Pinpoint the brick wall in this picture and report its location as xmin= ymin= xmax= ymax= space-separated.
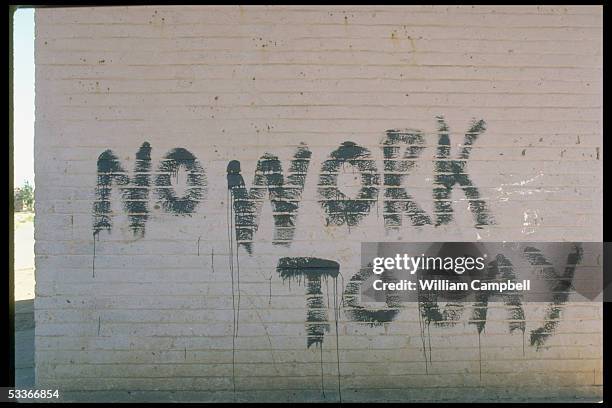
xmin=34 ymin=6 xmax=603 ymax=402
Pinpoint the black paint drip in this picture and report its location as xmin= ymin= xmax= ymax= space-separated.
xmin=211 ymin=249 xmax=215 ymax=274
xmin=333 ymin=276 xmax=342 ymax=403
xmin=469 ymin=252 xmax=527 ymax=377
xmin=226 ymin=188 xmax=237 ymax=393
xmin=416 ymin=301 xmax=428 ymax=373
xmin=92 ymin=232 xmax=98 ymax=278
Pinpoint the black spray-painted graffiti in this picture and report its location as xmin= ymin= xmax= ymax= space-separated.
xmin=523 ymin=245 xmax=582 ymax=348
xmin=93 ymin=142 xmax=151 ymax=238
xmin=382 ymin=130 xmax=431 ymax=228
xmin=318 ymin=142 xmax=380 ymax=229
xmin=91 ymin=117 xmax=581 ymax=364
xmin=274 ymin=244 xmax=583 ymax=357
xmin=275 ymin=257 xmax=343 ymax=399
xmin=93 ymin=143 xmax=206 ymax=237
xmin=155 ymin=148 xmax=207 ymax=215
xmin=89 ymin=116 xmax=592 ymax=400
xmin=93 ymin=117 xmax=493 ymax=241
xmin=343 ymin=265 xmax=402 ymax=325
xmin=433 ymin=117 xmax=493 ymax=227
xmin=268 ymin=242 xmax=584 ymax=393
xmin=276 ymin=257 xmax=340 ymax=347
xmin=227 ymin=144 xmax=312 ymax=254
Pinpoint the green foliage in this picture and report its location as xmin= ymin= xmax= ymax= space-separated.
xmin=15 ymin=181 xmax=34 ymax=212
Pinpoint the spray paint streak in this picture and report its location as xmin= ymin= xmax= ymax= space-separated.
xmin=417 ymin=307 xmax=428 ymax=374
xmin=326 ymin=277 xmax=330 ymax=309
xmin=417 ymin=243 xmax=497 ymax=370
xmin=155 ymin=147 xmax=206 ymax=215
xmin=241 ymin=290 xmax=282 ymax=378
xmin=92 ymin=232 xmax=97 ymax=278
xmin=320 ymin=343 xmax=326 ymax=399
xmin=416 ymin=263 xmax=466 ymax=372
xmin=276 ymin=257 xmax=339 ymax=348
xmin=226 ymin=186 xmax=237 ymax=336
xmin=524 ymin=244 xmax=582 ymax=349
xmin=318 ymin=141 xmax=380 ymax=228
xmin=471 ymin=296 xmax=486 ymax=381
xmin=235 ymin=242 xmax=241 ymax=335
xmin=226 ymin=187 xmax=237 ymax=393
xmin=469 ymin=253 xmax=526 ymax=379
xmin=415 ymin=271 xmax=429 ymax=373
xmin=427 ymin=321 xmax=432 ymax=365
xmin=333 ymin=275 xmax=342 ymax=403
xmin=211 ymin=249 xmax=215 ymax=273
xmin=382 ymin=130 xmax=431 ymax=229
xmin=341 ymin=261 xmax=402 ymax=377
xmin=477 ymin=331 xmax=482 ymax=381
xmin=224 ymin=169 xmax=241 ymax=335
xmin=226 ymin=181 xmax=242 ymax=388
xmin=433 ymin=117 xmax=493 ymax=228
xmin=227 ymin=145 xmax=311 ymax=254
xmin=450 ymin=252 xmax=485 ymax=378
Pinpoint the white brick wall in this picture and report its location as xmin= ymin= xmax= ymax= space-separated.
xmin=34 ymin=6 xmax=602 ymax=402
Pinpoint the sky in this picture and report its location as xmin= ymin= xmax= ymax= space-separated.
xmin=13 ymin=9 xmax=35 ymax=187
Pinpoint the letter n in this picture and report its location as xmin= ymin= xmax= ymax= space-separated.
xmin=93 ymin=142 xmax=151 ymax=238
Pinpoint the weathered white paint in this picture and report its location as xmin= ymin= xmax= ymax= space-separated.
xmin=34 ymin=5 xmax=602 ymax=402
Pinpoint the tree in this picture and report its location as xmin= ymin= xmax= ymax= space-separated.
xmin=15 ymin=181 xmax=34 ymax=212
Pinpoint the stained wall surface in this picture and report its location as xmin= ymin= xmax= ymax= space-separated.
xmin=34 ymin=6 xmax=602 ymax=402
